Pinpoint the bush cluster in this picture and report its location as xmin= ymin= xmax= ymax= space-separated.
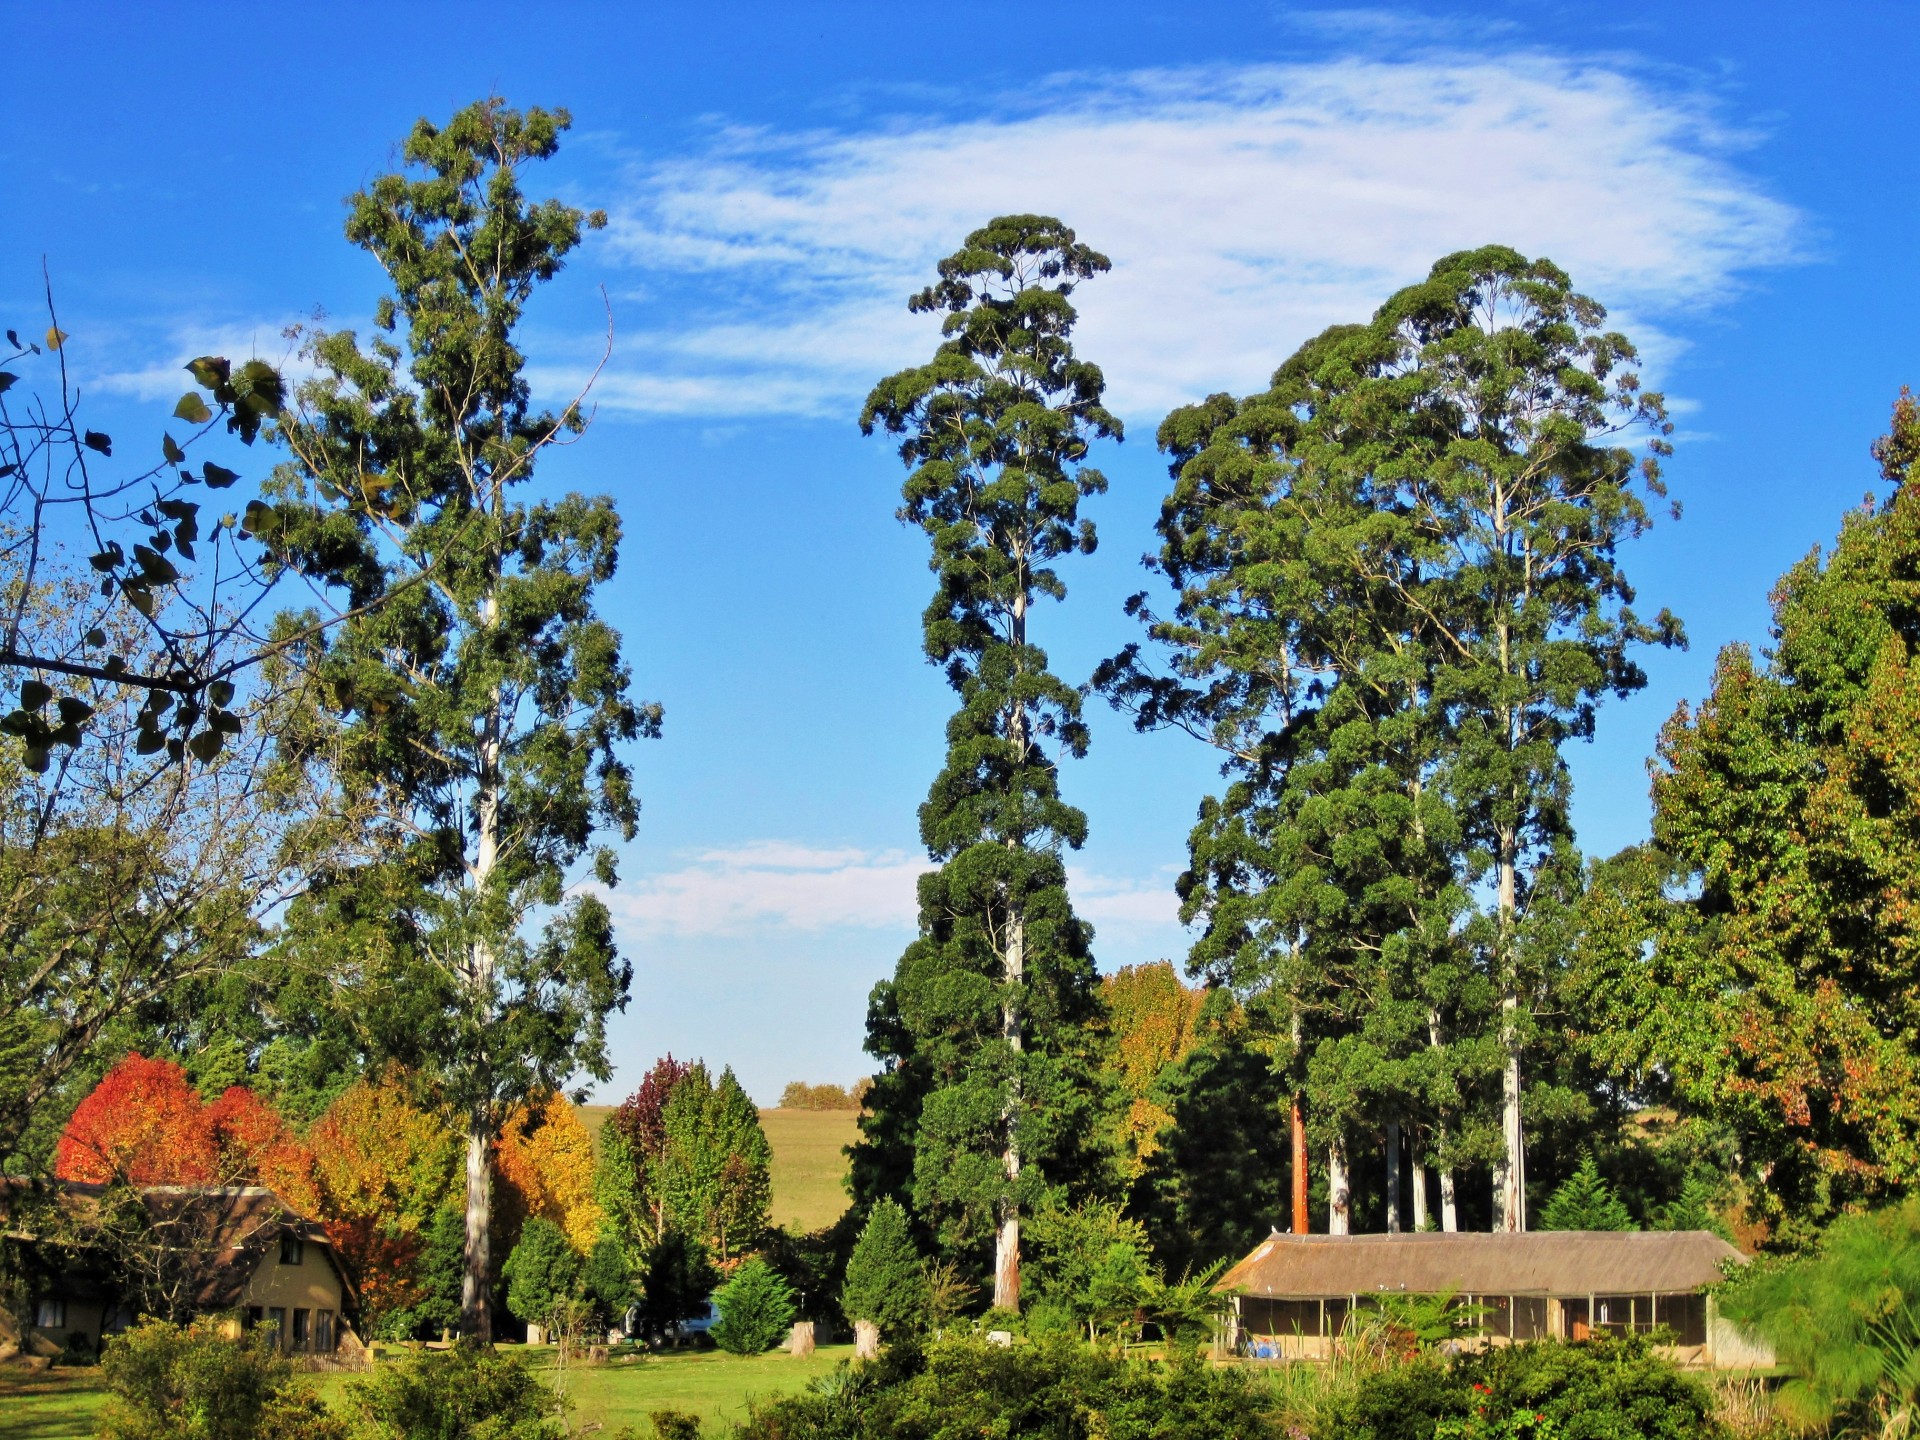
xmin=777 ymin=1081 xmax=868 ymax=1111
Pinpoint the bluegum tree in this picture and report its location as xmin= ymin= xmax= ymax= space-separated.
xmin=854 ymin=216 xmax=1120 ymax=1307
xmin=270 ymin=99 xmax=656 ymax=1339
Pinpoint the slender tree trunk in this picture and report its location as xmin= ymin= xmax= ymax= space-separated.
xmin=1438 ymin=1141 xmax=1459 ymax=1232
xmin=1328 ymin=1137 xmax=1350 ymax=1235
xmin=1494 ymin=816 xmax=1525 ymax=1233
xmin=994 ymin=909 xmax=1024 ymax=1311
xmin=1385 ymin=1123 xmax=1402 ymax=1234
xmin=1411 ymin=1152 xmax=1430 ymax=1232
xmin=461 ymin=562 xmax=504 ymax=1341
xmin=1290 ymin=1092 xmax=1310 ymax=1235
xmin=994 ymin=586 xmax=1028 ymax=1312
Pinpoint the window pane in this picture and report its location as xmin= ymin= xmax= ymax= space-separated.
xmin=292 ymin=1309 xmax=311 ymax=1350
xmin=1657 ymin=1292 xmax=1707 ymax=1346
xmin=1513 ymin=1298 xmax=1548 ymax=1342
xmin=316 ymin=1310 xmax=334 ymax=1353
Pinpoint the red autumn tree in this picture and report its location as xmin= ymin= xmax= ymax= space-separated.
xmin=54 ymin=1054 xmax=217 ymax=1184
xmin=204 ymin=1086 xmax=317 ymax=1209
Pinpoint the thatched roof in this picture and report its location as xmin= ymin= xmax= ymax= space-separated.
xmin=1218 ymin=1230 xmax=1745 ymax=1299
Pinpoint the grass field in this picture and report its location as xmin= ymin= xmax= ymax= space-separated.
xmin=0 ymin=1345 xmax=855 ymax=1439
xmin=757 ymin=1109 xmax=859 ymax=1233
xmin=577 ymin=1104 xmax=858 ymax=1235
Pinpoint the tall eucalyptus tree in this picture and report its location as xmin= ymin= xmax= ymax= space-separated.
xmin=856 ymin=216 xmax=1119 ymax=1307
xmin=271 ymin=100 xmax=655 ymax=1338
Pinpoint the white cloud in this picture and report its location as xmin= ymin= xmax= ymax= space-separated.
xmin=603 ymin=839 xmax=1185 ymax=956
xmin=592 ymin=56 xmax=1801 ymax=421
xmin=88 ymin=319 xmax=309 ymax=403
xmin=604 ymin=841 xmax=927 ymax=937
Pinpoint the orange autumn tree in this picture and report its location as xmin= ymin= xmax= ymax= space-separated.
xmin=494 ymin=1091 xmax=603 ymax=1257
xmin=305 ymin=1075 xmax=462 ymax=1330
xmin=55 ymin=1054 xmax=218 ymax=1184
xmin=205 ymin=1086 xmax=317 ymax=1209
xmin=1101 ymin=962 xmax=1207 ymax=1174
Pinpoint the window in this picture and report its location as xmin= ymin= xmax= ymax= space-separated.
xmin=34 ymin=1298 xmax=64 ymax=1330
xmin=292 ymin=1309 xmax=311 ymax=1351
xmin=1594 ymin=1295 xmax=1637 ymax=1337
xmin=1511 ymin=1297 xmax=1549 ymax=1342
xmin=245 ymin=1306 xmax=263 ymax=1330
xmin=279 ymin=1233 xmax=305 ymax=1265
xmin=1657 ymin=1292 xmax=1708 ymax=1347
xmin=316 ymin=1310 xmax=335 ymax=1353
xmin=268 ymin=1307 xmax=288 ymax=1350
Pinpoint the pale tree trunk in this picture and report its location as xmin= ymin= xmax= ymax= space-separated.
xmin=460 ymin=564 xmax=505 ymax=1340
xmin=1411 ymin=1153 xmax=1430 ymax=1232
xmin=994 ymin=909 xmax=1024 ymax=1311
xmin=1328 ymin=1137 xmax=1350 ymax=1235
xmin=1385 ymin=1123 xmax=1402 ymax=1234
xmin=1426 ymin=1009 xmax=1460 ymax=1232
xmin=993 ymin=586 xmax=1028 ymax=1313
xmin=1493 ymin=813 xmax=1525 ymax=1232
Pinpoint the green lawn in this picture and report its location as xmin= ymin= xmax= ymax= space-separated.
xmin=0 ymin=1366 xmax=106 ymax=1440
xmin=0 ymin=1345 xmax=853 ymax=1439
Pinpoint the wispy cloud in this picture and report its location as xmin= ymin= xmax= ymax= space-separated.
xmin=588 ymin=55 xmax=1801 ymax=421
xmin=603 ymin=840 xmax=1184 ymax=950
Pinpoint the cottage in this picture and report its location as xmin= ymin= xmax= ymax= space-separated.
xmin=0 ymin=1182 xmax=364 ymax=1367
xmin=1217 ymin=1230 xmax=1772 ymax=1368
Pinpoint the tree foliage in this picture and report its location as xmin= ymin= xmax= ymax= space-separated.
xmin=1645 ymin=394 xmax=1920 ymax=1228
xmin=1535 ymin=1155 xmax=1634 ymax=1232
xmin=854 ymin=214 xmax=1120 ymax=1303
xmin=96 ymin=1316 xmax=343 ymax=1440
xmin=502 ymin=1215 xmax=580 ymax=1331
xmin=842 ymin=1198 xmax=928 ymax=1337
xmin=269 ymin=97 xmax=654 ymax=1340
xmin=1102 ymin=245 xmax=1676 ymax=1232
xmin=710 ymin=1254 xmax=797 ymax=1355
xmin=494 ymin=1091 xmax=603 ymax=1256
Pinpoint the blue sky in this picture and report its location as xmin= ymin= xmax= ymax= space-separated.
xmin=6 ymin=3 xmax=1915 ymax=1104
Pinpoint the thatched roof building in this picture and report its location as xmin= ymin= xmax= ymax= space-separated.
xmin=1217 ymin=1230 xmax=1771 ymax=1368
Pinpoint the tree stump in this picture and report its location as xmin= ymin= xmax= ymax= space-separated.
xmin=788 ymin=1321 xmax=816 ymax=1357
xmin=854 ymin=1319 xmax=880 ymax=1360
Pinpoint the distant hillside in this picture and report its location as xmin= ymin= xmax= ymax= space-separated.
xmin=574 ymin=1104 xmax=856 ymax=1234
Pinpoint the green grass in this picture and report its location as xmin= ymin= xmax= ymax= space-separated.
xmin=0 ymin=1345 xmax=853 ymax=1440
xmin=758 ymin=1109 xmax=859 ymax=1233
xmin=0 ymin=1366 xmax=107 ymax=1440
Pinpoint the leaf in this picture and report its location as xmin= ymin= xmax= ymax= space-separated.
xmin=187 ymin=729 xmax=223 ymax=762
xmin=55 ymin=697 xmax=93 ymax=726
xmin=186 ymin=356 xmax=231 ymax=391
xmin=131 ymin=545 xmax=179 ymax=585
xmin=83 ymin=628 xmax=105 ymax=647
xmin=122 ymin=582 xmax=154 ymax=619
xmin=5 ymin=331 xmax=17 ymax=348
xmin=162 ymin=433 xmax=185 ymax=465
xmin=0 ymin=711 xmax=31 ymax=737
xmin=0 ymin=372 xmax=15 ymax=393
xmin=88 ymin=544 xmax=123 ymax=573
xmin=20 ymin=681 xmax=51 ymax=711
xmin=44 ymin=327 xmax=67 ymax=351
xmin=134 ymin=726 xmax=165 ymax=755
xmin=202 ymin=462 xmax=239 ymax=489
xmin=241 ymin=500 xmax=278 ymax=535
xmin=165 ymin=737 xmax=184 ymax=763
xmin=22 ymin=746 xmax=50 ymax=774
xmin=173 ymin=392 xmax=212 ymax=425
xmin=208 ymin=680 xmax=235 ymax=707
xmin=83 ymin=430 xmax=111 ymax=456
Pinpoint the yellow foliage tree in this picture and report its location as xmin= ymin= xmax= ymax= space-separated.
xmin=1101 ymin=962 xmax=1208 ymax=1173
xmin=493 ymin=1091 xmax=603 ymax=1256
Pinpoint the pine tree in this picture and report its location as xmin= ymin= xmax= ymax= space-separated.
xmin=271 ymin=99 xmax=656 ymax=1339
xmin=841 ymin=1199 xmax=927 ymax=1339
xmin=709 ymin=1256 xmax=796 ymax=1355
xmin=1535 ymin=1155 xmax=1634 ymax=1231
xmin=854 ymin=216 xmax=1120 ymax=1307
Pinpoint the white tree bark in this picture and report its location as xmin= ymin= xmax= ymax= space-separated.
xmin=1328 ymin=1137 xmax=1351 ymax=1235
xmin=1385 ymin=1123 xmax=1402 ymax=1234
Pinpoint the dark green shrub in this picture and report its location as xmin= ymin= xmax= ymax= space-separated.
xmin=711 ymin=1256 xmax=796 ymax=1355
xmin=841 ymin=1199 xmax=926 ymax=1339
xmin=650 ymin=1410 xmax=702 ymax=1440
xmin=1318 ymin=1335 xmax=1723 ymax=1440
xmin=340 ymin=1345 xmax=563 ymax=1439
xmin=503 ymin=1216 xmax=581 ymax=1332
xmin=738 ymin=1333 xmax=1284 ymax=1440
xmin=96 ymin=1317 xmax=344 ymax=1440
